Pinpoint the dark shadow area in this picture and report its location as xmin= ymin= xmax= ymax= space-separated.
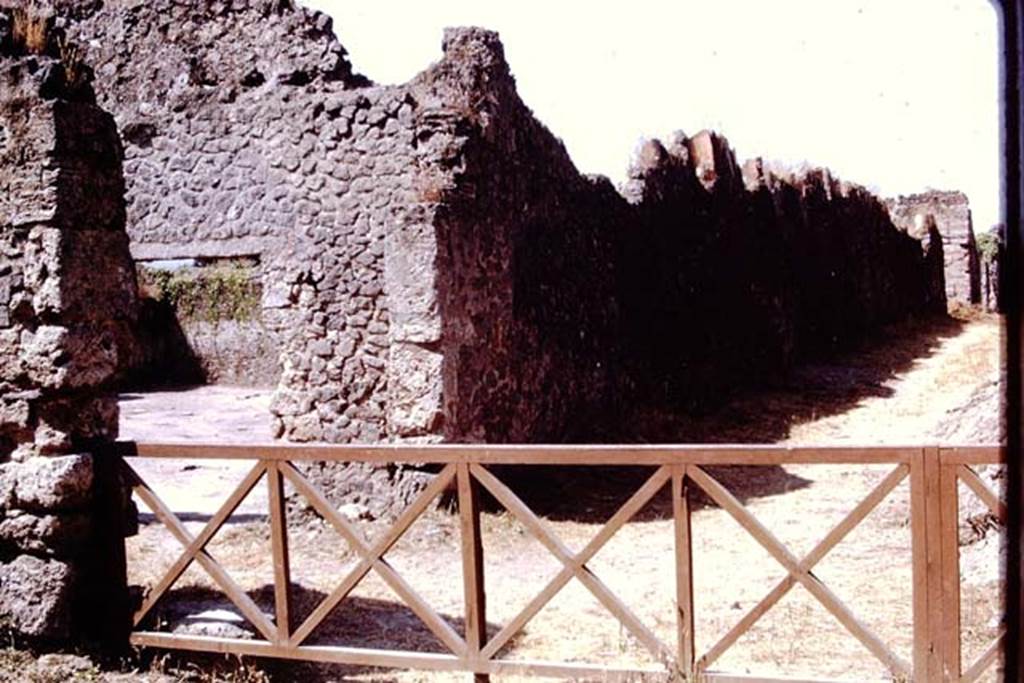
xmin=137 ymin=511 xmax=267 ymax=525
xmin=473 ymin=313 xmax=964 ymax=522
xmin=120 ymin=297 xmax=206 ymax=389
xmin=136 ymin=583 xmax=510 ymax=681
xmin=628 ymin=313 xmax=965 ymax=444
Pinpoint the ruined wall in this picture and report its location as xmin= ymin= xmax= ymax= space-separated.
xmin=886 ymin=190 xmax=981 ymax=306
xmin=386 ymin=32 xmax=946 ymax=442
xmin=60 ymin=0 xmax=375 ymax=388
xmin=417 ymin=30 xmax=626 ymax=443
xmin=45 ymin=3 xmax=950 ymax=510
xmin=0 ymin=23 xmax=137 ymax=639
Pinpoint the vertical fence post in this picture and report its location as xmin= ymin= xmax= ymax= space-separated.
xmin=938 ymin=456 xmax=962 ymax=680
xmin=84 ymin=443 xmax=132 ymax=652
xmin=673 ymin=465 xmax=696 ymax=679
xmin=458 ymin=462 xmax=489 ymax=682
xmin=912 ymin=446 xmax=947 ymax=681
xmin=267 ymin=460 xmax=292 ymax=645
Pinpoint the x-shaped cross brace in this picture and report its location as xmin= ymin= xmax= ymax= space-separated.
xmin=282 ymin=462 xmax=468 ymax=656
xmin=124 ymin=461 xmax=278 ymax=642
xmin=471 ymin=463 xmax=676 ymax=664
xmin=687 ymin=464 xmax=912 ymax=678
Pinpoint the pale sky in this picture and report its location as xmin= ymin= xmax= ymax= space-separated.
xmin=305 ymin=0 xmax=1002 ymax=231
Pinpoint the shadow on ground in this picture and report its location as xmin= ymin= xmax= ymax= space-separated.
xmin=629 ymin=313 xmax=964 ymax=444
xmin=489 ymin=313 xmax=964 ymax=521
xmin=480 ymin=463 xmax=810 ymax=523
xmin=141 ymin=583 xmax=510 ymax=681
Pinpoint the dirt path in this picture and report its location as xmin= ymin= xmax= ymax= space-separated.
xmin=783 ymin=317 xmax=1001 ymax=445
xmin=119 ymin=386 xmax=274 ymax=517
xmin=116 ymin=315 xmax=1004 ymax=682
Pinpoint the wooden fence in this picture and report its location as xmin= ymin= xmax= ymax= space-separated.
xmin=115 ymin=442 xmax=1006 ymax=682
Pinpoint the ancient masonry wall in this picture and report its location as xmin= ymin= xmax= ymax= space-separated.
xmin=885 ymin=190 xmax=981 ymax=306
xmin=620 ymin=136 xmax=947 ymax=409
xmin=0 ymin=32 xmax=137 ymax=640
xmin=61 ymin=0 xmax=376 ymax=389
xmin=51 ymin=2 xmax=949 ymax=511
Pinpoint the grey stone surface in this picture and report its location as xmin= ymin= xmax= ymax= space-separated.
xmin=886 ymin=190 xmax=982 ymax=306
xmin=0 ymin=554 xmax=76 ymax=639
xmin=0 ymin=14 xmax=136 ymax=642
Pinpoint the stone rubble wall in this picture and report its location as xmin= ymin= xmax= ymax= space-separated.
xmin=619 ymin=135 xmax=947 ymax=409
xmin=0 ymin=25 xmax=137 ymax=641
xmin=46 ymin=3 xmax=950 ymax=512
xmin=60 ymin=0 xmax=374 ymax=389
xmin=418 ymin=29 xmax=627 ymax=444
xmin=885 ymin=190 xmax=981 ymax=307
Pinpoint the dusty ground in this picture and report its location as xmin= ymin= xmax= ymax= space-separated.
xmin=119 ymin=387 xmax=272 ymax=517
xmin=9 ymin=314 xmax=1004 ymax=683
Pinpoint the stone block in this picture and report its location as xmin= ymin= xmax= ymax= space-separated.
xmin=0 ymin=555 xmax=76 ymax=640
xmin=387 ymin=342 xmax=443 ymax=437
xmin=9 ymin=454 xmax=94 ymax=512
xmin=0 ymin=511 xmax=91 ymax=557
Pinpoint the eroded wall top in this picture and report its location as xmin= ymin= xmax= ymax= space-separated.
xmin=886 ymin=190 xmax=980 ymax=305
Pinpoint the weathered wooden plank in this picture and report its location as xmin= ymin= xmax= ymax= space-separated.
xmin=939 ymin=446 xmax=1005 ymax=466
xmin=117 ymin=441 xmax=919 ymax=466
xmin=939 ymin=463 xmax=962 ymax=680
xmin=130 ymin=631 xmax=880 ymax=683
xmin=130 ymin=631 xmax=668 ymax=679
xmin=131 ymin=631 xmax=464 ymax=670
xmin=457 ymin=463 xmax=489 ymax=681
xmin=673 ymin=466 xmax=695 ymax=678
xmin=266 ymin=461 xmax=291 ymax=644
xmin=923 ymin=447 xmax=946 ymax=682
xmin=910 ymin=448 xmax=934 ymax=679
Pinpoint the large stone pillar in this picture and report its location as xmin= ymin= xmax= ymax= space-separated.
xmin=0 ymin=11 xmax=137 ymax=643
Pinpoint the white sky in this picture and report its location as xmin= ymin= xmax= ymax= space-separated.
xmin=305 ymin=0 xmax=1002 ymax=231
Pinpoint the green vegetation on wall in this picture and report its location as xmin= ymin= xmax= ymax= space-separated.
xmin=976 ymin=228 xmax=1003 ymax=265
xmin=137 ymin=261 xmax=261 ymax=323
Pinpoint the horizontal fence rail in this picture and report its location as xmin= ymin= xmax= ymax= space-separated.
xmin=114 ymin=442 xmax=1006 ymax=682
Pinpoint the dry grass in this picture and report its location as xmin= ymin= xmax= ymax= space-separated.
xmin=8 ymin=6 xmax=50 ymax=55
